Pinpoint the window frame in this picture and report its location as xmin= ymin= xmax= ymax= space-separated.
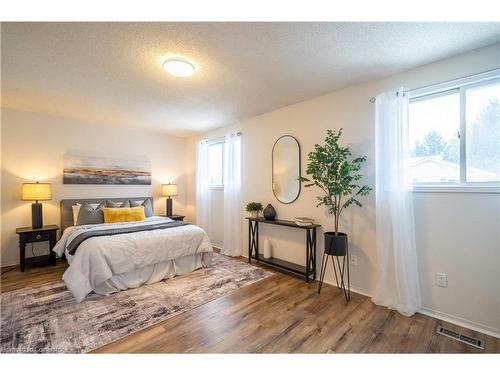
xmin=207 ymin=137 xmax=225 ymax=189
xmin=408 ymin=69 xmax=500 ymax=193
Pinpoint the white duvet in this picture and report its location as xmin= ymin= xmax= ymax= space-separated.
xmin=53 ymin=216 xmax=213 ymax=302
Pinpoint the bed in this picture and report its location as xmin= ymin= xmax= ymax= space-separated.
xmin=53 ymin=197 xmax=213 ymax=302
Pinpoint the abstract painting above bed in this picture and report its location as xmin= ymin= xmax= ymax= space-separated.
xmin=63 ymin=154 xmax=151 ymax=185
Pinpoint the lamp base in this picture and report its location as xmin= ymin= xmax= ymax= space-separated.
xmin=32 ymin=202 xmax=43 ymax=229
xmin=166 ymin=197 xmax=173 ymax=217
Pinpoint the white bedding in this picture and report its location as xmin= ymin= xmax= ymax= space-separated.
xmin=53 ymin=216 xmax=213 ymax=302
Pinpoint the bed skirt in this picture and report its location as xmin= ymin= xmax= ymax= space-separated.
xmin=65 ymin=251 xmax=213 ymax=298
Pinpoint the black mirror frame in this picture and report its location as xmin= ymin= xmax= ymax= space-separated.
xmin=272 ymin=135 xmax=301 ymax=204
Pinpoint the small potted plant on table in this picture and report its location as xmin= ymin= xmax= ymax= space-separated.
xmin=300 ymin=128 xmax=371 ymax=300
xmin=246 ymin=202 xmax=263 ymax=218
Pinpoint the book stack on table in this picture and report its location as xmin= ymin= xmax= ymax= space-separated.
xmin=294 ymin=217 xmax=315 ymax=227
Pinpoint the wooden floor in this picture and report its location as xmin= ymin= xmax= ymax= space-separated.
xmin=1 ymin=260 xmax=499 ymax=353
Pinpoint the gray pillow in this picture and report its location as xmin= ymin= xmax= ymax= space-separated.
xmin=105 ymin=200 xmax=131 ymax=208
xmin=130 ymin=198 xmax=154 ymax=217
xmin=76 ymin=201 xmax=106 ymax=226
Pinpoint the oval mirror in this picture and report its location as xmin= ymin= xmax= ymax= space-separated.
xmin=272 ymin=135 xmax=301 ymax=204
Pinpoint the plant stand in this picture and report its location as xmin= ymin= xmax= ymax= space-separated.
xmin=318 ymin=244 xmax=351 ymax=302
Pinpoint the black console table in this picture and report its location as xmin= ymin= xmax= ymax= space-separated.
xmin=246 ymin=217 xmax=320 ymax=282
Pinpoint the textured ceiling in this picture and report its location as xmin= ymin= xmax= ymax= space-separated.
xmin=1 ymin=22 xmax=499 ymax=137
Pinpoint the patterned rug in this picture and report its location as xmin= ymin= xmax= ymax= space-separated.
xmin=0 ymin=253 xmax=272 ymax=353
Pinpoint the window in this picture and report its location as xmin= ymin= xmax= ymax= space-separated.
xmin=465 ymin=81 xmax=500 ymax=182
xmin=409 ymin=91 xmax=461 ymax=184
xmin=208 ymin=140 xmax=224 ymax=187
xmin=408 ymin=70 xmax=500 ymax=189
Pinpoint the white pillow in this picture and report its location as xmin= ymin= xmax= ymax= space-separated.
xmin=71 ymin=203 xmax=100 ymax=225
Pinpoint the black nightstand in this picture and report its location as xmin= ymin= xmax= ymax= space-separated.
xmin=16 ymin=225 xmax=59 ymax=272
xmin=162 ymin=215 xmax=185 ymax=221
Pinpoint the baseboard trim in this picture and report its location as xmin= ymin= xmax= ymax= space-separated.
xmin=319 ymin=277 xmax=499 ymax=339
xmin=1 ymin=262 xmax=19 ymax=269
xmin=320 ymin=277 xmax=372 ymax=298
xmin=419 ymin=307 xmax=500 ymax=339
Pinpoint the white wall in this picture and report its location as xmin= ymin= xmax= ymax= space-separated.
xmin=1 ymin=108 xmax=189 ymax=266
xmin=187 ymin=43 xmax=500 ymax=336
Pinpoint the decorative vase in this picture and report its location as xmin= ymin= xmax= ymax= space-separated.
xmin=264 ymin=239 xmax=272 ymax=258
xmin=250 ymin=211 xmax=258 ymax=218
xmin=263 ymin=204 xmax=276 ymax=220
xmin=324 ymin=232 xmax=348 ymax=256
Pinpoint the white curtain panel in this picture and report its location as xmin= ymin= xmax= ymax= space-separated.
xmin=222 ymin=133 xmax=243 ymax=257
xmin=372 ymin=89 xmax=422 ymax=316
xmin=196 ymin=140 xmax=212 ymax=238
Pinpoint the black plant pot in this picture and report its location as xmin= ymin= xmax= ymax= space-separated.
xmin=319 ymin=231 xmax=350 ymax=301
xmin=324 ymin=232 xmax=348 ymax=256
xmin=263 ymin=204 xmax=276 ymax=221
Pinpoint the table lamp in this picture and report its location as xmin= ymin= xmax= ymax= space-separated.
xmin=161 ymin=183 xmax=178 ymax=217
xmin=22 ymin=182 xmax=52 ymax=228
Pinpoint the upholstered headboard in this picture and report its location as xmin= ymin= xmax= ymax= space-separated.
xmin=60 ymin=197 xmax=153 ymax=232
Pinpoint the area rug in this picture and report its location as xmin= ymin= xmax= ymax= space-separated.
xmin=0 ymin=253 xmax=272 ymax=353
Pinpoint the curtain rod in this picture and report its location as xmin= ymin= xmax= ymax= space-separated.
xmin=204 ymin=131 xmax=242 ymax=143
xmin=370 ymin=89 xmax=408 ymax=103
xmin=369 ymin=91 xmax=407 ymax=103
xmin=369 ymin=68 xmax=500 ymax=104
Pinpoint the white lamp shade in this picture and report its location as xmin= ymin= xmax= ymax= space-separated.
xmin=161 ymin=184 xmax=178 ymax=197
xmin=22 ymin=182 xmax=52 ymax=201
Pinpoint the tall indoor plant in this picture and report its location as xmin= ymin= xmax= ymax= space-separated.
xmin=300 ymin=128 xmax=371 ymax=256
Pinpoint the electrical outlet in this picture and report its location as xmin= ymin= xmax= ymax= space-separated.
xmin=350 ymin=254 xmax=358 ymax=266
xmin=435 ymin=272 xmax=448 ymax=288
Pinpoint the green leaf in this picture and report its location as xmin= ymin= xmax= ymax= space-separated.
xmin=301 ymin=128 xmax=371 ymax=226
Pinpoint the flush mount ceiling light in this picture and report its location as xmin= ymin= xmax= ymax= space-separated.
xmin=162 ymin=57 xmax=196 ymax=77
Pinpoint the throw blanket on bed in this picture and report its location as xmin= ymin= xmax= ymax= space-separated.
xmin=67 ymin=220 xmax=188 ymax=255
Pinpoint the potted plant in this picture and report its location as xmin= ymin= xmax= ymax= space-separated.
xmin=246 ymin=202 xmax=263 ymax=218
xmin=300 ymin=129 xmax=371 ymax=256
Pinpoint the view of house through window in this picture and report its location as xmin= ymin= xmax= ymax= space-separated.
xmin=409 ymin=91 xmax=460 ymax=184
xmin=208 ymin=141 xmax=224 ymax=187
xmin=409 ymin=77 xmax=500 ymax=185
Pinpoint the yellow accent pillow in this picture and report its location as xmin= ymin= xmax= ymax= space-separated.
xmin=103 ymin=206 xmax=146 ymax=223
